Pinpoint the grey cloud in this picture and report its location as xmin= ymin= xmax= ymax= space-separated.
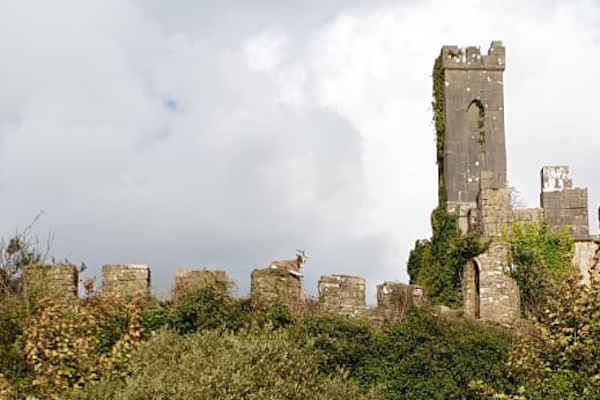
xmin=0 ymin=0 xmax=599 ymax=302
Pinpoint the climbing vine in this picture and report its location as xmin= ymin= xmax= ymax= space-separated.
xmin=407 ymin=207 xmax=487 ymax=306
xmin=432 ymin=56 xmax=446 ymax=204
xmin=505 ymin=222 xmax=574 ymax=317
xmin=409 ymin=55 xmax=487 ymax=307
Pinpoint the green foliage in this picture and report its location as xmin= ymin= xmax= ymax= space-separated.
xmin=408 ymin=206 xmax=487 ymax=306
xmin=68 ymin=328 xmax=381 ymax=400
xmin=473 ymin=274 xmax=600 ymax=399
xmin=165 ymin=288 xmax=250 ymax=334
xmin=291 ymin=316 xmax=374 ymax=381
xmin=506 ymin=222 xmax=574 ymax=316
xmin=369 ymin=311 xmax=514 ymax=400
xmin=432 ymin=56 xmax=446 ymax=202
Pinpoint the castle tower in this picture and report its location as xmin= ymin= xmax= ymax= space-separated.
xmin=437 ymin=41 xmax=507 ymax=215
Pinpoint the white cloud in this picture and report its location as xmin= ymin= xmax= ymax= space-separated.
xmin=0 ymin=0 xmax=598 ymax=302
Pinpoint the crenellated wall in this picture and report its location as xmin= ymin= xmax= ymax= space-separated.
xmin=22 ymin=264 xmax=78 ymax=297
xmin=102 ymin=264 xmax=150 ymax=297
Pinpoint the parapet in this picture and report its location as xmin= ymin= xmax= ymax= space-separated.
xmin=250 ymin=267 xmax=302 ymax=308
xmin=376 ymin=282 xmax=423 ymax=322
xmin=173 ymin=269 xmax=229 ymax=299
xmin=318 ymin=274 xmax=366 ymax=317
xmin=440 ymin=41 xmax=505 ymax=71
xmin=540 ymin=166 xmax=589 ymax=238
xmin=102 ymin=264 xmax=150 ymax=297
xmin=541 ymin=166 xmax=573 ymax=192
xmin=22 ymin=264 xmax=78 ymax=297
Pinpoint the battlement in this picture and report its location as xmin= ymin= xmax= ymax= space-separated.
xmin=540 ymin=166 xmax=589 ymax=237
xmin=541 ymin=166 xmax=573 ymax=192
xmin=440 ymin=41 xmax=505 ymax=70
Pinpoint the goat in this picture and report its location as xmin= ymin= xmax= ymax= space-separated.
xmin=269 ymin=249 xmax=308 ymax=278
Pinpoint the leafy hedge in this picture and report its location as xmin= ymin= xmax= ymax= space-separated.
xmin=1 ymin=282 xmax=515 ymax=399
xmin=506 ymin=222 xmax=574 ymax=317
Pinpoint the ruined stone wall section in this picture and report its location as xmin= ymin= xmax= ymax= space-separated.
xmin=540 ymin=166 xmax=589 ymax=238
xmin=376 ymin=282 xmax=423 ymax=322
xmin=477 ymin=186 xmax=512 ymax=238
xmin=475 ymin=243 xmax=520 ymax=324
xmin=318 ymin=275 xmax=366 ymax=317
xmin=511 ymin=208 xmax=544 ymax=227
xmin=102 ymin=264 xmax=150 ymax=296
xmin=250 ymin=267 xmax=302 ymax=308
xmin=573 ymin=240 xmax=600 ymax=285
xmin=174 ymin=269 xmax=229 ymax=299
xmin=441 ymin=41 xmax=507 ymax=205
xmin=22 ymin=264 xmax=78 ymax=297
xmin=462 ymin=260 xmax=479 ymax=319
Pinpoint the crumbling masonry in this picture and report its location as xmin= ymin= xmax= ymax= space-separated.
xmin=22 ymin=41 xmax=598 ymax=327
xmin=438 ymin=42 xmax=599 ymax=324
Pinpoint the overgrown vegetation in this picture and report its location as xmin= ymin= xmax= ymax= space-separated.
xmin=505 ymin=222 xmax=574 ymax=317
xmin=473 ymin=272 xmax=600 ymax=399
xmin=407 ymin=206 xmax=487 ymax=306
xmin=432 ymin=55 xmax=446 ymax=202
xmin=409 ymin=56 xmax=487 ymax=307
xmin=0 ymin=220 xmax=591 ymax=399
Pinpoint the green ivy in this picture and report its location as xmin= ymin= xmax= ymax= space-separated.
xmin=407 ymin=207 xmax=487 ymax=306
xmin=506 ymin=222 xmax=574 ymax=317
xmin=432 ymin=56 xmax=446 ymax=203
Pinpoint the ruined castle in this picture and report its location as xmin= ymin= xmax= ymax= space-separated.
xmin=22 ymin=41 xmax=599 ymax=326
xmin=439 ymin=41 xmax=599 ymax=324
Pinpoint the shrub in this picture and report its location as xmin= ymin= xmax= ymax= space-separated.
xmin=368 ymin=310 xmax=514 ymax=400
xmin=473 ymin=274 xmax=600 ymax=399
xmin=507 ymin=222 xmax=574 ymax=317
xmin=68 ymin=328 xmax=381 ymax=400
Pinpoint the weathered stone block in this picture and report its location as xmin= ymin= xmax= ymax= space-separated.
xmin=376 ymin=282 xmax=423 ymax=322
xmin=250 ymin=267 xmax=301 ymax=308
xmin=474 ymin=243 xmax=520 ymax=324
xmin=572 ymin=239 xmax=600 ymax=285
xmin=102 ymin=264 xmax=150 ymax=297
xmin=22 ymin=264 xmax=78 ymax=297
xmin=173 ymin=269 xmax=229 ymax=299
xmin=318 ymin=274 xmax=366 ymax=317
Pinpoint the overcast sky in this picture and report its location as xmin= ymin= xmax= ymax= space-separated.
xmin=1 ymin=0 xmax=599 ymax=302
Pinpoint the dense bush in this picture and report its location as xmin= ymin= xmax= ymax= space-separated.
xmin=473 ymin=274 xmax=600 ymax=399
xmin=291 ymin=310 xmax=513 ymax=399
xmin=68 ymin=328 xmax=381 ymax=400
xmin=506 ymin=222 xmax=574 ymax=317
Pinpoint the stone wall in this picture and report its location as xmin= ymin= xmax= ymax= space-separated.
xmin=173 ymin=269 xmax=229 ymax=299
xmin=318 ymin=274 xmax=366 ymax=317
xmin=540 ymin=166 xmax=589 ymax=238
xmin=102 ymin=264 xmax=150 ymax=297
xmin=511 ymin=208 xmax=543 ymax=227
xmin=477 ymin=186 xmax=512 ymax=238
xmin=22 ymin=264 xmax=78 ymax=297
xmin=250 ymin=267 xmax=302 ymax=308
xmin=474 ymin=243 xmax=520 ymax=324
xmin=441 ymin=41 xmax=507 ymax=205
xmin=573 ymin=239 xmax=600 ymax=285
xmin=462 ymin=260 xmax=479 ymax=319
xmin=376 ymin=282 xmax=423 ymax=322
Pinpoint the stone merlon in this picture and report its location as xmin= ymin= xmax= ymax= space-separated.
xmin=441 ymin=41 xmax=505 ymax=71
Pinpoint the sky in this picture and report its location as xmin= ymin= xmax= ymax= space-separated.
xmin=1 ymin=0 xmax=599 ymax=303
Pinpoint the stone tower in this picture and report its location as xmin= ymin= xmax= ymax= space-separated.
xmin=439 ymin=41 xmax=507 ymax=218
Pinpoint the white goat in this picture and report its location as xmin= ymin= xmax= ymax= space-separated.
xmin=269 ymin=249 xmax=308 ymax=277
